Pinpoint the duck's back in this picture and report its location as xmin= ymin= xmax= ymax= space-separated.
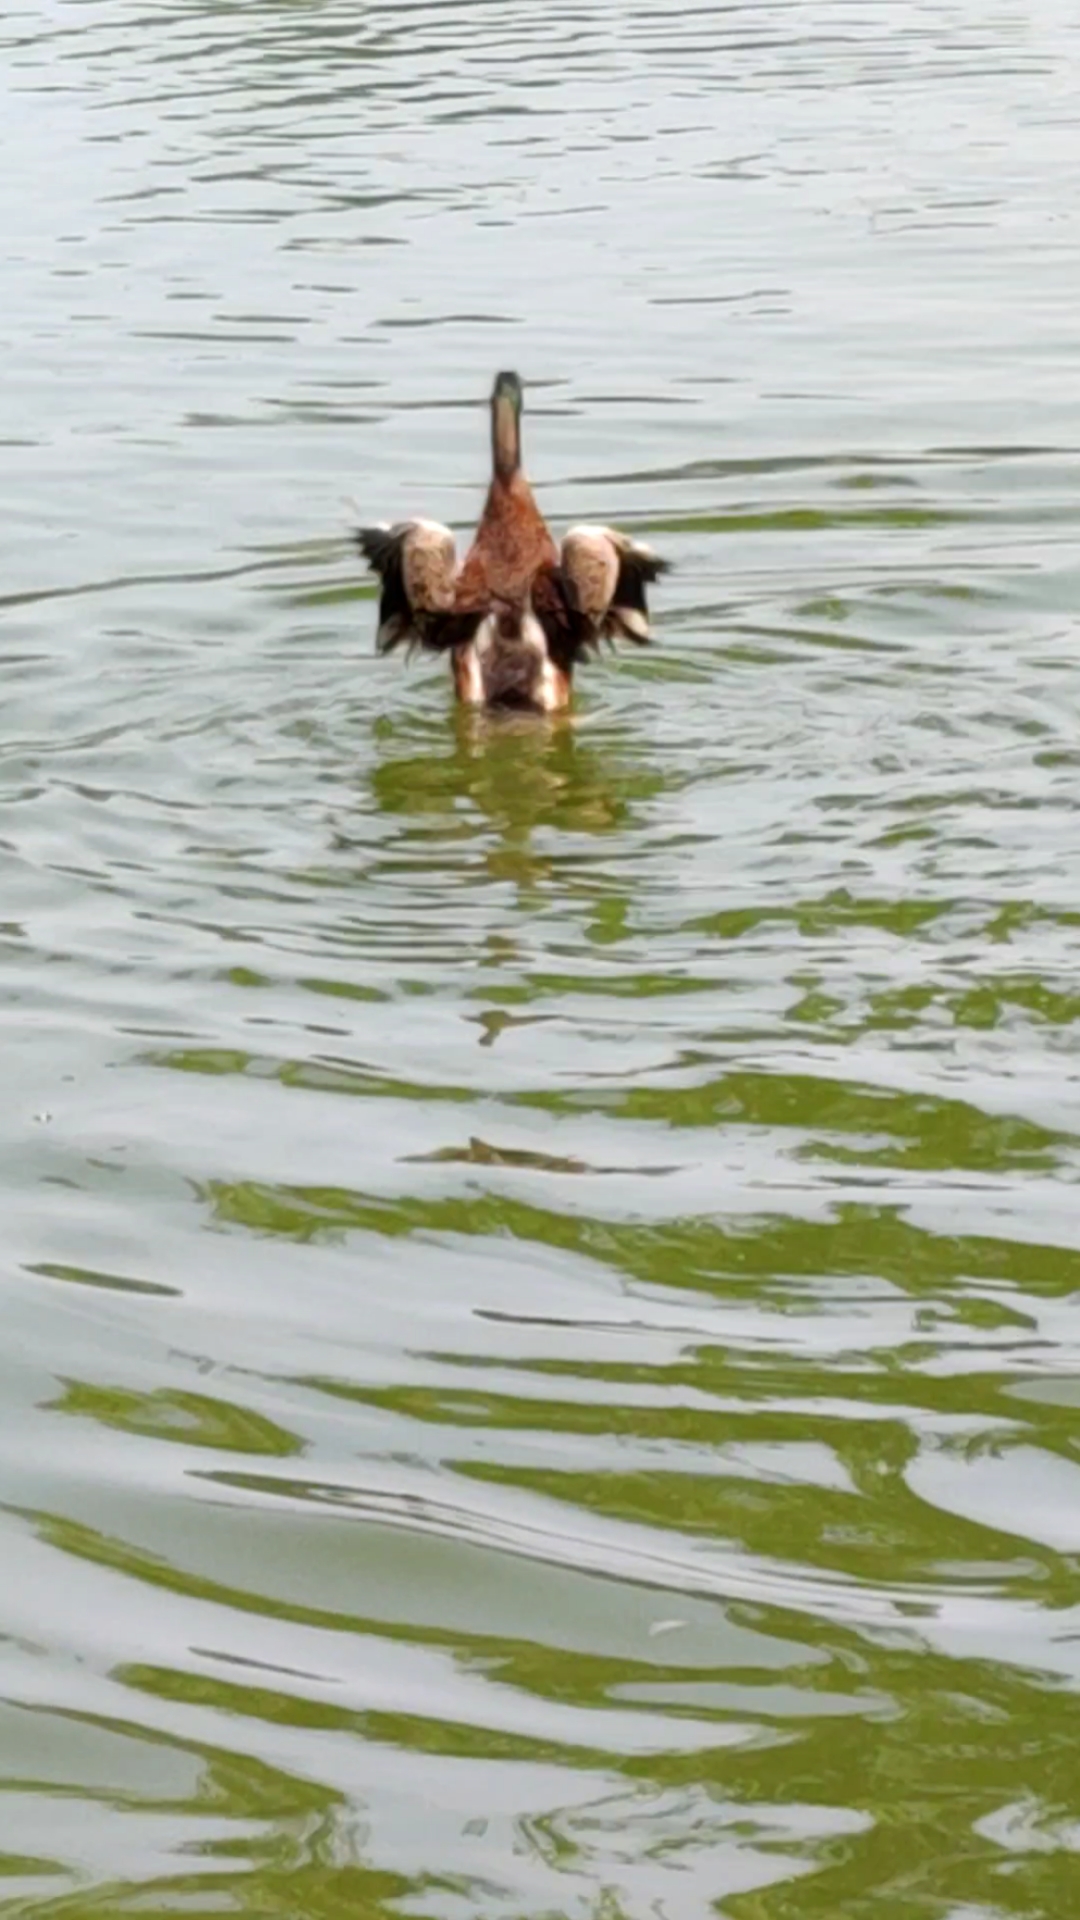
xmin=456 ymin=472 xmax=557 ymax=610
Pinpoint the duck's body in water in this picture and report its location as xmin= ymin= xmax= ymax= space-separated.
xmin=355 ymin=372 xmax=670 ymax=713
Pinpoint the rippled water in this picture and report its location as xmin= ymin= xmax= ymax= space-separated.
xmin=3 ymin=2 xmax=1080 ymax=1915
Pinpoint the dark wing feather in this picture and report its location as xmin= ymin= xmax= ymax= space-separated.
xmin=607 ymin=541 xmax=670 ymax=643
xmin=531 ymin=563 xmax=585 ymax=674
xmin=355 ymin=524 xmax=413 ymax=653
xmin=355 ymin=519 xmax=482 ymax=655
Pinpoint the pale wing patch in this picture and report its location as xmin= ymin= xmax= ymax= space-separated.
xmin=561 ymin=523 xmax=669 ymax=648
xmin=560 ymin=525 xmax=619 ymax=623
xmin=356 ymin=518 xmax=461 ymax=654
xmin=401 ymin=519 xmax=457 ymax=613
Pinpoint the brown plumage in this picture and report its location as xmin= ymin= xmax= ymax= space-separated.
xmin=356 ymin=371 xmax=670 ymax=713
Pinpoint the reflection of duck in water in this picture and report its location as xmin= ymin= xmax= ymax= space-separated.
xmin=372 ymin=704 xmax=644 ymax=843
xmin=355 ymin=372 xmax=670 ymax=713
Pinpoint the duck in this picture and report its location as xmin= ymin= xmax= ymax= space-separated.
xmin=355 ymin=372 xmax=670 ymax=712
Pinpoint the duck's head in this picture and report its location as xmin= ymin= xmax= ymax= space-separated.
xmin=491 ymin=369 xmax=523 ymax=482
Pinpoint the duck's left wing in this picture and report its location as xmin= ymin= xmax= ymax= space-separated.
xmin=356 ymin=519 xmax=480 ymax=655
xmin=559 ymin=525 xmax=670 ymax=648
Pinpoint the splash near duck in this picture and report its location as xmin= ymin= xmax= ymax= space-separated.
xmin=355 ymin=373 xmax=670 ymax=712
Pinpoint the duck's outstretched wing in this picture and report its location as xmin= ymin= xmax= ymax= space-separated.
xmin=356 ymin=519 xmax=482 ymax=655
xmin=559 ymin=525 xmax=670 ymax=649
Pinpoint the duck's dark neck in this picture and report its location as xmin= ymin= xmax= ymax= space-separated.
xmin=491 ymin=389 xmax=521 ymax=484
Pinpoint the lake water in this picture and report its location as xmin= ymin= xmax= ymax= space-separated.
xmin=3 ymin=3 xmax=1080 ymax=1915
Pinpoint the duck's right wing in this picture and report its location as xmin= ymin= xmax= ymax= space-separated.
xmin=356 ymin=519 xmax=482 ymax=655
xmin=559 ymin=525 xmax=670 ymax=649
